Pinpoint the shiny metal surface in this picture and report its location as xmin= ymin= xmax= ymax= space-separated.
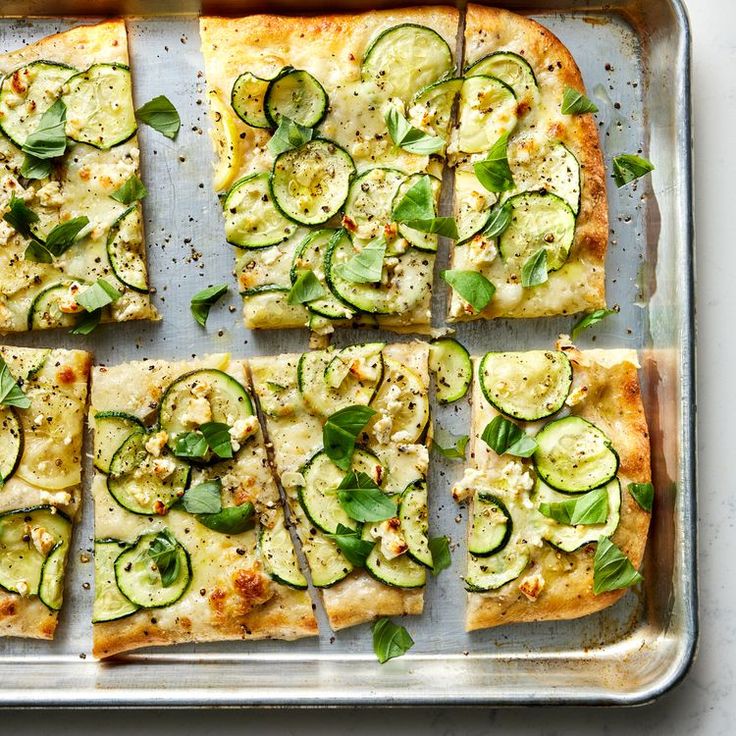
xmin=0 ymin=0 xmax=695 ymax=707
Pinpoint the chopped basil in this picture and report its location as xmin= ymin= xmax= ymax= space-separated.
xmin=24 ymin=241 xmax=53 ymax=264
xmin=539 ymin=486 xmax=609 ymax=526
xmin=561 ymin=87 xmax=599 ymax=115
xmin=391 ymin=176 xmax=459 ymax=238
xmin=323 ymin=405 xmax=376 ymax=471
xmin=191 ymin=283 xmax=229 ymax=327
xmin=3 ymin=195 xmax=38 ymax=239
xmin=200 ymin=421 xmax=234 ymax=459
xmin=44 ymin=216 xmax=89 ymax=257
xmin=428 ymin=535 xmax=451 ymax=575
xmin=385 ymin=106 xmax=444 ymax=155
xmin=196 ymin=503 xmax=255 ymax=534
xmin=628 ymin=481 xmax=654 ymax=512
xmin=147 ymin=529 xmax=180 ymax=587
xmin=612 ymin=154 xmax=654 ymax=188
xmin=481 ymin=415 xmax=537 ymax=457
xmin=0 ymin=359 xmax=31 ymax=410
xmin=111 ymin=174 xmax=147 ymax=204
xmin=181 ymin=479 xmax=223 ymax=514
xmin=136 ymin=95 xmax=181 ymax=139
xmin=325 ymin=522 xmax=375 ymax=567
xmin=482 ymin=202 xmax=512 ymax=239
xmin=20 ymin=154 xmax=53 ymax=180
xmin=75 ymin=278 xmax=122 ymax=312
xmin=442 ymin=269 xmax=495 ymax=312
xmin=336 ymin=471 xmax=396 ymax=522
xmin=22 ymin=99 xmax=67 ymax=160
xmin=69 ymin=310 xmax=101 ymax=335
xmin=571 ymin=308 xmax=616 ymax=338
xmin=593 ymin=536 xmax=642 ymax=594
xmin=521 ymin=248 xmax=548 ymax=288
xmin=473 ymin=134 xmax=514 ymax=193
xmin=174 ymin=431 xmax=209 ymax=460
xmin=432 ymin=425 xmax=468 ymax=460
xmin=288 ymin=269 xmax=325 ymax=305
xmin=268 ymin=116 xmax=314 ymax=155
xmin=335 ymin=237 xmax=386 ymax=284
xmin=372 ymin=617 xmax=414 ymax=664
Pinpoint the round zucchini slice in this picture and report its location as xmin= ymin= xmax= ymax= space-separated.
xmin=407 ymin=77 xmax=463 ymax=144
xmin=107 ymin=205 xmax=149 ymax=293
xmin=300 ymin=522 xmax=353 ymax=587
xmin=398 ymin=481 xmax=433 ymax=568
xmin=453 ymin=168 xmax=496 ymax=242
xmin=264 ymin=68 xmax=328 ymax=128
xmin=479 ymin=350 xmax=572 ymax=421
xmin=464 ymin=542 xmax=529 ymax=592
xmin=62 ymin=63 xmax=137 ymax=149
xmin=92 ymin=539 xmax=140 ymax=622
xmin=38 ymin=542 xmax=67 ymax=610
xmin=342 ymin=167 xmax=406 ymax=241
xmin=429 ymin=338 xmax=471 ymax=404
xmin=361 ymin=23 xmax=454 ymax=102
xmin=534 ymin=416 xmax=619 ymax=493
xmin=93 ymin=410 xmax=146 ymax=474
xmin=27 ymin=281 xmax=87 ymax=331
xmin=498 ymin=191 xmax=576 ymax=274
xmin=224 ymin=172 xmax=297 ymax=248
xmin=465 ymin=51 xmax=538 ymax=106
xmin=363 ymin=522 xmax=426 ymax=588
xmin=468 ymin=493 xmax=512 ymax=557
xmin=0 ymin=60 xmax=77 ymax=148
xmin=271 ymin=139 xmax=355 ymax=226
xmin=259 ymin=514 xmax=307 ymax=589
xmin=231 ymin=71 xmax=270 ymax=129
xmin=392 ymin=173 xmax=442 ymax=252
xmin=0 ymin=406 xmax=22 ymax=483
xmin=456 ymin=75 xmax=518 ymax=154
xmin=114 ymin=532 xmax=191 ymax=608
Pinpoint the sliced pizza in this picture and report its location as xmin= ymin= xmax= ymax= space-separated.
xmin=250 ymin=341 xmax=435 ymax=630
xmin=0 ymin=21 xmax=156 ymax=333
xmin=90 ymin=353 xmax=317 ymax=657
xmin=0 ymin=345 xmax=90 ymax=639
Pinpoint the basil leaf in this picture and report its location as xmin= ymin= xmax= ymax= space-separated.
xmin=325 ymin=522 xmax=375 ymax=567
xmin=612 ymin=154 xmax=654 ymax=188
xmin=20 ymin=154 xmax=53 ymax=180
xmin=3 ymin=194 xmax=38 ymax=239
xmin=22 ymin=99 xmax=67 ymax=160
xmin=288 ymin=269 xmax=325 ymax=305
xmin=24 ymin=241 xmax=53 ymax=263
xmin=372 ymin=617 xmax=414 ymax=664
xmin=481 ymin=415 xmax=537 ymax=457
xmin=199 ymin=421 xmax=233 ymax=459
xmin=561 ymin=87 xmax=599 ymax=115
xmin=44 ymin=216 xmax=89 ymax=257
xmin=336 ymin=471 xmax=396 ymax=522
xmin=75 ymin=278 xmax=121 ymax=312
xmin=335 ymin=237 xmax=386 ymax=284
xmin=628 ymin=481 xmax=654 ymax=512
xmin=473 ymin=134 xmax=514 ymax=193
xmin=182 ymin=479 xmax=223 ymax=514
xmin=385 ymin=106 xmax=444 ymax=155
xmin=428 ymin=535 xmax=451 ymax=576
xmin=136 ymin=95 xmax=180 ymax=139
xmin=322 ymin=405 xmax=376 ymax=471
xmin=432 ymin=425 xmax=468 ymax=460
xmin=403 ymin=216 xmax=459 ymax=240
xmin=392 ymin=175 xmax=435 ymax=221
xmin=0 ymin=359 xmax=31 ymax=409
xmin=191 ymin=283 xmax=228 ymax=327
xmin=174 ymin=431 xmax=209 ymax=459
xmin=593 ymin=536 xmax=642 ymax=594
xmin=442 ymin=269 xmax=495 ymax=312
xmin=521 ymin=248 xmax=548 ymax=288
xmin=539 ymin=487 xmax=609 ymax=526
xmin=69 ymin=310 xmax=101 ymax=335
xmin=111 ymin=174 xmax=147 ymax=204
xmin=147 ymin=529 xmax=180 ymax=587
xmin=268 ymin=116 xmax=314 ymax=155
xmin=196 ymin=503 xmax=255 ymax=534
xmin=482 ymin=202 xmax=512 ymax=239
xmin=571 ymin=308 xmax=616 ymax=338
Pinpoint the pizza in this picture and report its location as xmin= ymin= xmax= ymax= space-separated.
xmin=451 ymin=339 xmax=651 ymax=630
xmin=0 ymin=345 xmax=90 ymax=639
xmin=90 ymin=354 xmax=317 ymax=657
xmin=249 ymin=341 xmax=435 ymax=629
xmin=0 ymin=21 xmax=156 ymax=333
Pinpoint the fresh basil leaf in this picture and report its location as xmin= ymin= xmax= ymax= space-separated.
xmin=473 ymin=134 xmax=514 ymax=193
xmin=69 ymin=309 xmax=101 ymax=335
xmin=628 ymin=482 xmax=654 ymax=512
xmin=24 ymin=241 xmax=53 ymax=263
xmin=22 ymin=99 xmax=67 ymax=160
xmin=3 ymin=194 xmax=38 ymax=239
xmin=191 ymin=283 xmax=229 ymax=327
xmin=325 ymin=522 xmax=375 ymax=567
xmin=268 ymin=116 xmax=314 ymax=155
xmin=75 ymin=278 xmax=122 ymax=312
xmin=428 ymin=535 xmax=451 ymax=575
xmin=288 ymin=269 xmax=325 ymax=305
xmin=336 ymin=471 xmax=396 ymax=522
xmin=111 ymin=174 xmax=147 ymax=204
xmin=385 ymin=106 xmax=444 ymax=155
xmin=136 ymin=95 xmax=180 ymax=139
xmin=182 ymin=479 xmax=223 ymax=514
xmin=147 ymin=529 xmax=180 ymax=587
xmin=482 ymin=202 xmax=512 ymax=239
xmin=199 ymin=421 xmax=233 ymax=459
xmin=0 ymin=359 xmax=31 ymax=409
xmin=322 ymin=405 xmax=376 ymax=471
xmin=20 ymin=154 xmax=53 ymax=180
xmin=481 ymin=415 xmax=537 ymax=457
xmin=521 ymin=248 xmax=548 ymax=288
xmin=442 ymin=269 xmax=495 ymax=312
xmin=392 ymin=175 xmax=435 ymax=222
xmin=174 ymin=431 xmax=209 ymax=460
xmin=432 ymin=425 xmax=468 ymax=460
xmin=561 ymin=87 xmax=599 ymax=115
xmin=196 ymin=503 xmax=255 ymax=534
xmin=372 ymin=617 xmax=414 ymax=664
xmin=539 ymin=487 xmax=609 ymax=526
xmin=335 ymin=237 xmax=386 ymax=284
xmin=44 ymin=216 xmax=89 ymax=257
xmin=612 ymin=154 xmax=654 ymax=188
xmin=571 ymin=308 xmax=616 ymax=338
xmin=403 ymin=216 xmax=459 ymax=240
xmin=593 ymin=536 xmax=642 ymax=594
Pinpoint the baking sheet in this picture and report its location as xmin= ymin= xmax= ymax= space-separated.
xmin=0 ymin=0 xmax=696 ymax=706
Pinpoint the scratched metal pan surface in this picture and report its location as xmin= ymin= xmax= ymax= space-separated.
xmin=0 ymin=0 xmax=695 ymax=707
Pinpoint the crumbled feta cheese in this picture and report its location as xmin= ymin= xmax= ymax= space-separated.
xmin=58 ymin=282 xmax=84 ymax=314
xmin=152 ymin=456 xmax=177 ymax=480
xmin=145 ymin=430 xmax=169 ymax=458
xmin=229 ymin=415 xmax=259 ymax=450
xmin=390 ymin=429 xmax=413 ymax=444
xmin=370 ymin=518 xmax=408 ymax=560
xmin=372 ymin=413 xmax=393 ymax=445
xmin=181 ymin=397 xmax=212 ymax=428
xmin=30 ymin=526 xmax=56 ymax=556
xmin=452 ymin=467 xmax=489 ymax=503
xmin=518 ymin=572 xmax=545 ymax=601
xmin=36 ymin=181 xmax=64 ymax=208
xmin=499 ymin=460 xmax=534 ymax=496
xmin=39 ymin=490 xmax=72 ymax=508
xmin=191 ymin=380 xmax=211 ymax=398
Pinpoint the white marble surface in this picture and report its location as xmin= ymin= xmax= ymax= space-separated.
xmin=3 ymin=0 xmax=732 ymax=731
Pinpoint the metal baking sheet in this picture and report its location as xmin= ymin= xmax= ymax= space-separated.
xmin=0 ymin=0 xmax=695 ymax=707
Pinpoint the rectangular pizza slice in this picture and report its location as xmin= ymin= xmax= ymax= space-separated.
xmin=0 ymin=20 xmax=156 ymax=333
xmin=446 ymin=5 xmax=608 ymax=321
xmin=0 ymin=345 xmax=90 ymax=639
xmin=250 ymin=341 xmax=434 ymax=630
xmin=90 ymin=353 xmax=317 ymax=657
xmin=200 ymin=8 xmax=459 ymax=334
xmin=452 ymin=339 xmax=651 ymax=630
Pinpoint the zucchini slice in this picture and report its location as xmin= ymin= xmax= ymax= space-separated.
xmin=93 ymin=410 xmax=145 ymax=474
xmin=454 ymin=168 xmax=496 ymax=242
xmin=107 ymin=431 xmax=190 ymax=515
xmin=456 ymin=75 xmax=518 ymax=154
xmin=107 ymin=205 xmax=149 ymax=293
xmin=298 ymin=512 xmax=353 ymax=588
xmin=0 ymin=60 xmax=77 ymax=148
xmin=498 ymin=191 xmax=576 ymax=273
xmin=224 ymin=172 xmax=296 ymax=248
xmin=114 ymin=532 xmax=191 ymax=608
xmin=342 ymin=167 xmax=406 ymax=241
xmin=27 ymin=281 xmax=87 ymax=331
xmin=323 ymin=342 xmax=384 ymax=396
xmin=62 ymin=63 xmax=137 ymax=150
xmin=231 ymin=71 xmax=270 ymax=129
xmin=0 ymin=347 xmax=50 ymax=381
xmin=534 ymin=416 xmax=619 ymax=493
xmin=398 ymin=481 xmax=433 ymax=568
xmin=479 ymin=350 xmax=572 ymax=421
xmin=464 ymin=542 xmax=529 ymax=592
xmin=465 ymin=51 xmax=538 ymax=105
xmin=259 ymin=513 xmax=308 ymax=589
xmin=38 ymin=542 xmax=67 ymax=610
xmin=392 ymin=173 xmax=441 ymax=252
xmin=264 ymin=68 xmax=328 ymax=128
xmin=92 ymin=539 xmax=140 ymax=622
xmin=271 ymin=139 xmax=355 ymax=226
xmin=407 ymin=77 xmax=463 ymax=145
xmin=429 ymin=338 xmax=471 ymax=404
xmin=468 ymin=493 xmax=512 ymax=557
xmin=0 ymin=406 xmax=23 ymax=483
xmin=363 ymin=522 xmax=426 ymax=588
xmin=362 ymin=24 xmax=454 ymax=102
